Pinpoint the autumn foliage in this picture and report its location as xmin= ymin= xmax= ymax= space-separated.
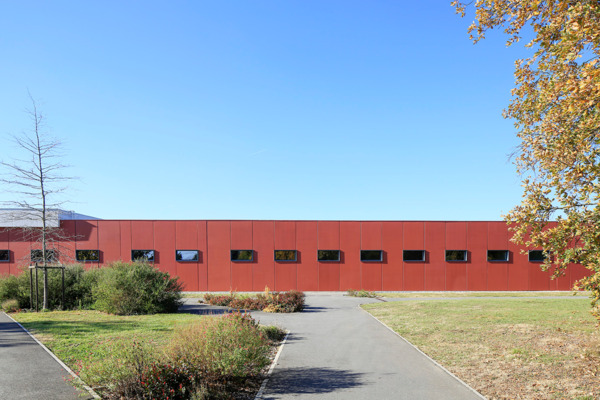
xmin=453 ymin=1 xmax=600 ymax=319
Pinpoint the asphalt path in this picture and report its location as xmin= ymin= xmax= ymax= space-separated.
xmin=182 ymin=294 xmax=484 ymax=400
xmin=0 ymin=312 xmax=86 ymax=400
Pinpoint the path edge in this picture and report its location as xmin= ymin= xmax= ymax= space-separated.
xmin=254 ymin=330 xmax=290 ymax=400
xmin=3 ymin=312 xmax=101 ymax=400
xmin=360 ymin=307 xmax=487 ymax=400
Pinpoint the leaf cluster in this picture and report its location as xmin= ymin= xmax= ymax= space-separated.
xmin=454 ymin=1 xmax=600 ymax=319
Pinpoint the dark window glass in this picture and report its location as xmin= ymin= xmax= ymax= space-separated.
xmin=132 ymin=250 xmax=155 ymax=262
xmin=446 ymin=250 xmax=467 ymax=262
xmin=403 ymin=250 xmax=425 ymax=262
xmin=231 ymin=250 xmax=253 ymax=262
xmin=487 ymin=250 xmax=509 ymax=262
xmin=528 ymin=250 xmax=546 ymax=262
xmin=176 ymin=250 xmax=199 ymax=262
xmin=76 ymin=250 xmax=99 ymax=262
xmin=0 ymin=250 xmax=9 ymax=262
xmin=31 ymin=249 xmax=58 ymax=263
xmin=361 ymin=250 xmax=383 ymax=262
xmin=274 ymin=250 xmax=297 ymax=262
xmin=318 ymin=250 xmax=340 ymax=262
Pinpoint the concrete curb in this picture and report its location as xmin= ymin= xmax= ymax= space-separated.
xmin=360 ymin=307 xmax=487 ymax=400
xmin=3 ymin=312 xmax=101 ymax=400
xmin=254 ymin=330 xmax=290 ymax=400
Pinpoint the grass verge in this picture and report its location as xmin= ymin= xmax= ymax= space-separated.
xmin=12 ymin=310 xmax=284 ymax=399
xmin=375 ymin=291 xmax=589 ymax=298
xmin=363 ymin=298 xmax=600 ymax=399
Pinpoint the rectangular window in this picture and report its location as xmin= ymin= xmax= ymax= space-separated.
xmin=0 ymin=250 xmax=9 ymax=262
xmin=403 ymin=250 xmax=425 ymax=262
xmin=361 ymin=250 xmax=383 ymax=262
xmin=131 ymin=250 xmax=155 ymax=262
xmin=445 ymin=250 xmax=467 ymax=262
xmin=231 ymin=250 xmax=253 ymax=262
xmin=274 ymin=250 xmax=297 ymax=262
xmin=31 ymin=249 xmax=58 ymax=263
xmin=528 ymin=250 xmax=546 ymax=262
xmin=318 ymin=250 xmax=340 ymax=262
xmin=76 ymin=250 xmax=100 ymax=262
xmin=176 ymin=250 xmax=199 ymax=262
xmin=487 ymin=250 xmax=509 ymax=262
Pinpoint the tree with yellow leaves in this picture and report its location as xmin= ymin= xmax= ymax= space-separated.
xmin=453 ymin=1 xmax=600 ymax=319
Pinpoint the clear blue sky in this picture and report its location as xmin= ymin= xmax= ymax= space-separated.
xmin=0 ymin=1 xmax=530 ymax=221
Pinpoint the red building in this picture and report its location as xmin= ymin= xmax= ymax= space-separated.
xmin=0 ymin=217 xmax=590 ymax=291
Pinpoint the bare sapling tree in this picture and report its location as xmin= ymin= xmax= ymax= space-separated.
xmin=0 ymin=95 xmax=74 ymax=309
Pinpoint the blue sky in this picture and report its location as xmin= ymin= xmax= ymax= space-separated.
xmin=0 ymin=1 xmax=530 ymax=220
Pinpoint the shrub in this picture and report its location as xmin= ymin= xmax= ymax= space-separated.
xmin=202 ymin=289 xmax=305 ymax=313
xmin=259 ymin=325 xmax=287 ymax=342
xmin=347 ymin=289 xmax=377 ymax=298
xmin=93 ymin=261 xmax=183 ymax=315
xmin=0 ymin=265 xmax=99 ymax=310
xmin=202 ymin=293 xmax=235 ymax=307
xmin=165 ymin=312 xmax=270 ymax=380
xmin=103 ymin=313 xmax=270 ymax=399
xmin=1 ymin=299 xmax=19 ymax=312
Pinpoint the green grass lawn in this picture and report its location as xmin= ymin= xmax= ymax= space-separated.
xmin=12 ymin=311 xmax=204 ymax=389
xmin=363 ymin=298 xmax=600 ymax=400
xmin=374 ymin=291 xmax=589 ymax=298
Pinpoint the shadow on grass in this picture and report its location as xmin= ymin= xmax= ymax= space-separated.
xmin=265 ymin=367 xmax=365 ymax=394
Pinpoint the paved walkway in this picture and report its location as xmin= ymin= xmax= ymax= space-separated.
xmin=182 ymin=294 xmax=484 ymax=400
xmin=0 ymin=312 xmax=86 ymax=400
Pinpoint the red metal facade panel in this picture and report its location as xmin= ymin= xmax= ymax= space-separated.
xmin=296 ymin=221 xmax=318 ymax=291
xmin=98 ymin=221 xmax=121 ymax=264
xmin=0 ymin=229 xmax=10 ymax=275
xmin=8 ymin=229 xmax=30 ymax=274
xmin=487 ymin=222 xmax=509 ymax=290
xmin=75 ymin=220 xmax=98 ymax=267
xmin=403 ymin=222 xmax=425 ymax=290
xmin=174 ymin=221 xmax=200 ymax=292
xmin=119 ymin=221 xmax=132 ymax=261
xmin=340 ymin=221 xmax=361 ymax=290
xmin=361 ymin=221 xmax=382 ymax=249
xmin=424 ymin=222 xmax=445 ymax=291
xmin=154 ymin=221 xmax=176 ymax=277
xmin=467 ymin=222 xmax=487 ymax=290
xmin=207 ymin=221 xmax=231 ymax=291
xmin=231 ymin=221 xmax=253 ymax=249
xmin=175 ymin=221 xmax=199 ymax=250
xmin=197 ymin=221 xmax=208 ymax=292
xmin=361 ymin=221 xmax=382 ymax=291
xmin=60 ymin=220 xmax=77 ymax=265
xmin=2 ymin=219 xmax=591 ymax=292
xmin=508 ymin=240 xmax=529 ymax=290
xmin=318 ymin=221 xmax=340 ymax=291
xmin=230 ymin=221 xmax=254 ymax=291
xmin=382 ymin=222 xmax=403 ymax=291
xmin=446 ymin=222 xmax=467 ymax=250
xmin=273 ymin=221 xmax=297 ymax=291
xmin=274 ymin=221 xmax=295 ymax=249
xmin=131 ymin=221 xmax=154 ymax=250
xmin=445 ymin=222 xmax=467 ymax=290
xmin=252 ymin=221 xmax=274 ymax=291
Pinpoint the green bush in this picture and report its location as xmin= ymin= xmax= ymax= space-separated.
xmin=0 ymin=265 xmax=99 ymax=310
xmin=166 ymin=312 xmax=270 ymax=379
xmin=103 ymin=313 xmax=269 ymax=399
xmin=1 ymin=299 xmax=19 ymax=312
xmin=93 ymin=261 xmax=183 ymax=315
xmin=347 ymin=289 xmax=377 ymax=298
xmin=0 ymin=274 xmax=28 ymax=308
